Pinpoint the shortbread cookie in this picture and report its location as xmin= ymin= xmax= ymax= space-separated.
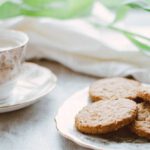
xmin=89 ymin=77 xmax=140 ymax=102
xmin=130 ymin=102 xmax=150 ymax=139
xmin=138 ymin=85 xmax=150 ymax=102
xmin=75 ymin=99 xmax=137 ymax=134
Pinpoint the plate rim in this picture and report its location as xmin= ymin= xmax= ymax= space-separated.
xmin=55 ymin=87 xmax=105 ymax=150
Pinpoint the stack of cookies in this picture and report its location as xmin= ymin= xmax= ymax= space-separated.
xmin=75 ymin=77 xmax=150 ymax=140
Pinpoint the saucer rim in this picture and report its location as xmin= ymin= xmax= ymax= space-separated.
xmin=0 ymin=62 xmax=57 ymax=109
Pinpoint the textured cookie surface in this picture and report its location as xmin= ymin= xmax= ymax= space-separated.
xmin=138 ymin=85 xmax=150 ymax=102
xmin=75 ymin=99 xmax=137 ymax=134
xmin=89 ymin=77 xmax=140 ymax=102
xmin=130 ymin=102 xmax=150 ymax=139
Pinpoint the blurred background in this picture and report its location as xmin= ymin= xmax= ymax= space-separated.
xmin=0 ymin=0 xmax=150 ymax=77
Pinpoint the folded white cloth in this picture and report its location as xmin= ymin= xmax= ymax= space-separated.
xmin=0 ymin=3 xmax=150 ymax=80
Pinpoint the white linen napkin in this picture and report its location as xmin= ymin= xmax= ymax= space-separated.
xmin=0 ymin=3 xmax=150 ymax=79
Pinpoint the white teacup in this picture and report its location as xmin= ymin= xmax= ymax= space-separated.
xmin=0 ymin=29 xmax=28 ymax=100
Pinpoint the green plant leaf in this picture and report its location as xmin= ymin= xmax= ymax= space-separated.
xmin=124 ymin=0 xmax=150 ymax=11
xmin=99 ymin=0 xmax=123 ymax=9
xmin=65 ymin=0 xmax=94 ymax=18
xmin=113 ymin=5 xmax=129 ymax=23
xmin=22 ymin=0 xmax=55 ymax=8
xmin=125 ymin=33 xmax=150 ymax=52
xmin=0 ymin=0 xmax=94 ymax=19
xmin=0 ymin=1 xmax=21 ymax=19
xmin=22 ymin=0 xmax=94 ymax=19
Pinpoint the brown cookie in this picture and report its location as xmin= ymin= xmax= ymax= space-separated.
xmin=138 ymin=85 xmax=150 ymax=102
xmin=130 ymin=102 xmax=150 ymax=139
xmin=89 ymin=77 xmax=140 ymax=102
xmin=75 ymin=99 xmax=137 ymax=134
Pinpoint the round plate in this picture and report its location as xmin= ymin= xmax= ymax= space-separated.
xmin=55 ymin=87 xmax=150 ymax=150
xmin=0 ymin=62 xmax=57 ymax=113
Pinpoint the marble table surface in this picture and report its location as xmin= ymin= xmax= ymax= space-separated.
xmin=0 ymin=60 xmax=97 ymax=150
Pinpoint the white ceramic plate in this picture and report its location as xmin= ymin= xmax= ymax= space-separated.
xmin=55 ymin=87 xmax=150 ymax=150
xmin=0 ymin=62 xmax=57 ymax=113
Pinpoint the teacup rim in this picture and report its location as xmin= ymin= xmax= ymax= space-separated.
xmin=0 ymin=29 xmax=29 ymax=52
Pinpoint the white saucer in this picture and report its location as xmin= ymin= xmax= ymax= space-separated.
xmin=0 ymin=62 xmax=57 ymax=113
xmin=55 ymin=87 xmax=150 ymax=150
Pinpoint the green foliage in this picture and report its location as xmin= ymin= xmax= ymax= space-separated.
xmin=23 ymin=0 xmax=55 ymax=8
xmin=0 ymin=1 xmax=21 ymax=19
xmin=105 ymin=0 xmax=150 ymax=22
xmin=99 ymin=0 xmax=123 ymax=9
xmin=113 ymin=5 xmax=129 ymax=23
xmin=0 ymin=0 xmax=94 ymax=19
xmin=125 ymin=0 xmax=150 ymax=11
xmin=0 ymin=0 xmax=149 ymax=53
xmin=125 ymin=33 xmax=150 ymax=52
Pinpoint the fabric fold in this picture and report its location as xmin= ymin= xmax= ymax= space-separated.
xmin=0 ymin=16 xmax=150 ymax=77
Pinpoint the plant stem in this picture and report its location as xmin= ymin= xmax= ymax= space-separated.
xmin=88 ymin=16 xmax=150 ymax=41
xmin=108 ymin=25 xmax=150 ymax=41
